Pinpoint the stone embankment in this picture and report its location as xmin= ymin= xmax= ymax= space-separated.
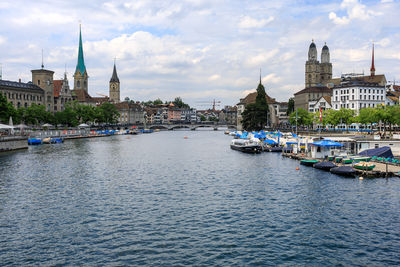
xmin=0 ymin=136 xmax=28 ymax=152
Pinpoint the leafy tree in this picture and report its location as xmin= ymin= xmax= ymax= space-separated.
xmin=289 ymin=108 xmax=313 ymax=126
xmin=200 ymin=115 xmax=206 ymax=121
xmin=0 ymin=94 xmax=16 ymax=124
xmin=173 ymin=97 xmax=190 ymax=109
xmin=98 ymin=102 xmax=119 ymax=124
xmin=287 ymin=97 xmax=295 ymax=115
xmin=23 ymin=104 xmax=48 ymax=125
xmin=153 ymin=98 xmax=163 ymax=105
xmin=357 ymin=108 xmax=377 ymax=125
xmin=241 ymin=82 xmax=269 ymax=131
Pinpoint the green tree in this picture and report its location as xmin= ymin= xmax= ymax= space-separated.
xmin=173 ymin=97 xmax=190 ymax=109
xmin=23 ymin=104 xmax=48 ymax=125
xmin=0 ymin=94 xmax=16 ymax=124
xmin=357 ymin=107 xmax=377 ymax=125
xmin=289 ymin=108 xmax=313 ymax=127
xmin=286 ymin=97 xmax=295 ymax=115
xmin=98 ymin=102 xmax=119 ymax=124
xmin=153 ymin=98 xmax=163 ymax=105
xmin=241 ymin=82 xmax=269 ymax=131
xmin=200 ymin=115 xmax=206 ymax=122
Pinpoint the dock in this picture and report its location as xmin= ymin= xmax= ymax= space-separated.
xmin=282 ymin=152 xmax=400 ymax=178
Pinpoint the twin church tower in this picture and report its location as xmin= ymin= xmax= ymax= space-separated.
xmin=73 ymin=25 xmax=120 ymax=103
xmin=305 ymin=40 xmax=332 ymax=88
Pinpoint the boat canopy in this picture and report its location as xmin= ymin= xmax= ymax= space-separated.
xmin=311 ymin=140 xmax=343 ymax=147
xmin=358 ymin=146 xmax=393 ymax=158
xmin=264 ymin=139 xmax=277 ymax=145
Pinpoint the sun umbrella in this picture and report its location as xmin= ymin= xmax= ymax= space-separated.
xmin=0 ymin=123 xmax=14 ymax=129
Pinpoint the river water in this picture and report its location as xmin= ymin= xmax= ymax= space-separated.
xmin=0 ymin=131 xmax=399 ymax=266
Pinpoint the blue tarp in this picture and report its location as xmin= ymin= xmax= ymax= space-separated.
xmin=264 ymin=139 xmax=278 ymax=145
xmin=311 ymin=140 xmax=343 ymax=147
xmin=358 ymin=146 xmax=393 ymax=158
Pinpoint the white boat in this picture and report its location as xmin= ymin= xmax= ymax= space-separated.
xmin=230 ymin=139 xmax=261 ymax=154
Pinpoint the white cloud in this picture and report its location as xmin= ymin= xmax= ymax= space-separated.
xmin=0 ymin=36 xmax=6 ymax=45
xmin=238 ymin=16 xmax=274 ymax=29
xmin=329 ymin=0 xmax=382 ymax=25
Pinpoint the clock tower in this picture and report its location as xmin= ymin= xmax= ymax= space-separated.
xmin=109 ymin=62 xmax=120 ymax=103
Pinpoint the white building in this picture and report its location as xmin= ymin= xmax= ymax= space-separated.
xmin=309 ymin=96 xmax=332 ymax=113
xmin=331 ymin=78 xmax=386 ymax=113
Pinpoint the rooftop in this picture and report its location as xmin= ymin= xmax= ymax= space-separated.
xmin=0 ymin=79 xmax=43 ymax=92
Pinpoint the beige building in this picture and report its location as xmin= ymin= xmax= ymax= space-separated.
xmin=115 ymin=101 xmax=145 ymax=124
xmin=294 ymin=86 xmax=332 ymax=111
xmin=0 ymin=79 xmax=44 ymax=109
xmin=53 ymin=72 xmax=74 ymax=112
xmin=31 ymin=68 xmax=55 ymax=112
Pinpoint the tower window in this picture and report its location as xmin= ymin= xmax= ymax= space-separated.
xmin=77 ymin=81 xmax=80 ymax=88
xmin=38 ymin=80 xmax=40 ymax=85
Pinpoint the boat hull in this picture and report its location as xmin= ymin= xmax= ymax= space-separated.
xmin=230 ymin=144 xmax=261 ymax=154
xmin=300 ymin=160 xmax=319 ymax=166
xmin=313 ymin=161 xmax=337 ymax=171
xmin=330 ymin=166 xmax=356 ymax=177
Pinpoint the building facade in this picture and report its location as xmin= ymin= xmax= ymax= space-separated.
xmin=53 ymin=72 xmax=74 ymax=112
xmin=0 ymin=80 xmax=44 ymax=110
xmin=308 ymin=96 xmax=332 ymax=113
xmin=305 ymin=41 xmax=332 ymax=88
xmin=331 ymin=77 xmax=386 ymax=113
xmin=115 ymin=101 xmax=145 ymax=124
xmin=294 ymin=86 xmax=332 ymax=111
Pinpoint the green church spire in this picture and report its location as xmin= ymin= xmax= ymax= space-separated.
xmin=75 ymin=24 xmax=87 ymax=75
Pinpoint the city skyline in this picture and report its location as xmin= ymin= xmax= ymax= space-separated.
xmin=0 ymin=0 xmax=399 ymax=108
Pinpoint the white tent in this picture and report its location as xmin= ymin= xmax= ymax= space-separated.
xmin=42 ymin=123 xmax=53 ymax=127
xmin=78 ymin=123 xmax=89 ymax=128
xmin=0 ymin=123 xmax=14 ymax=129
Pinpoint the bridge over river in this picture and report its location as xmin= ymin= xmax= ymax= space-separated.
xmin=145 ymin=123 xmax=237 ymax=131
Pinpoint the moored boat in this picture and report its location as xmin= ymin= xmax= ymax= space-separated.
xmin=330 ymin=166 xmax=357 ymax=177
xmin=42 ymin=137 xmax=51 ymax=144
xmin=230 ymin=139 xmax=261 ymax=154
xmin=28 ymin=138 xmax=42 ymax=145
xmin=313 ymin=161 xmax=336 ymax=171
xmin=300 ymin=159 xmax=319 ymax=166
xmin=353 ymin=162 xmax=376 ymax=171
xmin=264 ymin=146 xmax=282 ymax=152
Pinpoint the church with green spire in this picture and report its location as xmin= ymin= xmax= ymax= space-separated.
xmin=73 ymin=25 xmax=88 ymax=92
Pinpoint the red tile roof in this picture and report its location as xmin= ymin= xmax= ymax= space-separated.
xmin=53 ymin=80 xmax=63 ymax=97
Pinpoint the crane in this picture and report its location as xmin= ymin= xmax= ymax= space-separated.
xmin=96 ymin=92 xmax=109 ymax=98
xmin=196 ymin=99 xmax=221 ymax=111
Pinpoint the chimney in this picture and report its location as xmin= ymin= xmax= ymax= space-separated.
xmin=19 ymin=78 xmax=21 ymax=83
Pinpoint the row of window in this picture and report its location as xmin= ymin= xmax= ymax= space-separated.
xmin=334 ymin=88 xmax=384 ymax=95
xmin=1 ymin=91 xmax=42 ymax=101
xmin=335 ymin=95 xmax=385 ymax=101
xmin=335 ymin=102 xmax=378 ymax=109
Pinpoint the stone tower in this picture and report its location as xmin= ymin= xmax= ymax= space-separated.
xmin=73 ymin=25 xmax=88 ymax=92
xmin=305 ymin=40 xmax=332 ymax=88
xmin=320 ymin=43 xmax=332 ymax=84
xmin=305 ymin=40 xmax=320 ymax=88
xmin=31 ymin=64 xmax=54 ymax=112
xmin=109 ymin=62 xmax=120 ymax=103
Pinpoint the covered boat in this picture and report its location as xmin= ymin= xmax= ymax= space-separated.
xmin=28 ymin=138 xmax=42 ymax=145
xmin=300 ymin=159 xmax=319 ymax=166
xmin=330 ymin=166 xmax=357 ymax=177
xmin=313 ymin=161 xmax=336 ymax=171
xmin=230 ymin=139 xmax=261 ymax=154
xmin=358 ymin=146 xmax=393 ymax=158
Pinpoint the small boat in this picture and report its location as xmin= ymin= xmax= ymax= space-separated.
xmin=224 ymin=130 xmax=230 ymax=135
xmin=313 ymin=161 xmax=336 ymax=171
xmin=42 ymin=137 xmax=51 ymax=144
xmin=264 ymin=147 xmax=282 ymax=152
xmin=353 ymin=162 xmax=376 ymax=171
xmin=28 ymin=138 xmax=42 ymax=145
xmin=300 ymin=159 xmax=319 ymax=166
xmin=335 ymin=157 xmax=343 ymax=163
xmin=351 ymin=156 xmax=371 ymax=162
xmin=141 ymin=129 xmax=153 ymax=133
xmin=342 ymin=159 xmax=353 ymax=164
xmin=330 ymin=166 xmax=357 ymax=177
xmin=51 ymin=138 xmax=64 ymax=143
xmin=230 ymin=139 xmax=261 ymax=154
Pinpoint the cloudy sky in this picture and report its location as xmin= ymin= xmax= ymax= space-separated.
xmin=0 ymin=0 xmax=399 ymax=108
